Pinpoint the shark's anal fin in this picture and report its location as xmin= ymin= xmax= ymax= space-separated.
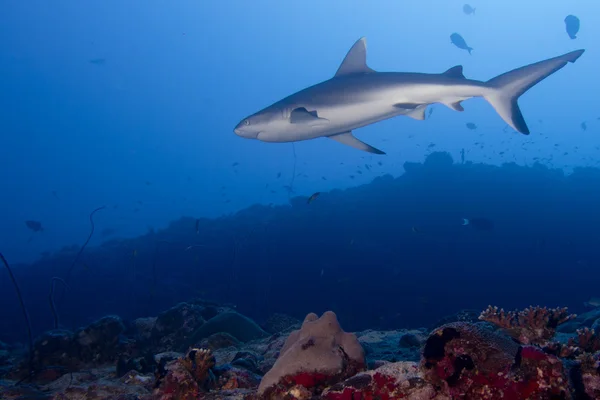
xmin=393 ymin=103 xmax=427 ymax=120
xmin=443 ymin=65 xmax=466 ymax=79
xmin=328 ymin=131 xmax=385 ymax=154
xmin=335 ymin=37 xmax=375 ymax=77
xmin=290 ymin=107 xmax=329 ymax=125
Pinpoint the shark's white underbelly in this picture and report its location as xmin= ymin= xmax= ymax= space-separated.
xmin=278 ymin=82 xmax=484 ymax=142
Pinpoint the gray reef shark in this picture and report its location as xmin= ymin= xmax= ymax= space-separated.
xmin=234 ymin=38 xmax=584 ymax=154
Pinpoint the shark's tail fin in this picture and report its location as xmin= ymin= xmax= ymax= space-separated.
xmin=483 ymin=49 xmax=584 ymax=134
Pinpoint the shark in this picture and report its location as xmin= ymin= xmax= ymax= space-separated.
xmin=234 ymin=38 xmax=584 ymax=154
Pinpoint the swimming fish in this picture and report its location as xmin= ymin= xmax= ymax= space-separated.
xmin=25 ymin=220 xmax=43 ymax=232
xmin=462 ymin=217 xmax=494 ymax=231
xmin=307 ymin=192 xmax=321 ymax=204
xmin=234 ymin=38 xmax=583 ymax=154
xmin=466 ymin=122 xmax=477 ymax=130
xmin=463 ymin=4 xmax=476 ymax=15
xmin=584 ymin=297 xmax=600 ymax=308
xmin=450 ymin=33 xmax=473 ymax=54
xmin=564 ymin=15 xmax=580 ymax=39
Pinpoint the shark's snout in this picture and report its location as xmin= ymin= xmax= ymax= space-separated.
xmin=234 ymin=120 xmax=259 ymax=139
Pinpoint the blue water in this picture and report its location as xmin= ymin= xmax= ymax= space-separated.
xmin=1 ymin=1 xmax=598 ymax=344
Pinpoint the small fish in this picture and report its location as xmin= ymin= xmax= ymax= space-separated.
xmin=307 ymin=192 xmax=321 ymax=204
xmin=584 ymin=297 xmax=600 ymax=308
xmin=89 ymin=58 xmax=106 ymax=65
xmin=450 ymin=33 xmax=473 ymax=55
xmin=564 ymin=15 xmax=580 ymax=40
xmin=411 ymin=226 xmax=419 ymax=233
xmin=581 ymin=121 xmax=587 ymax=131
xmin=195 ymin=218 xmax=200 ymax=234
xmin=145 ymin=181 xmax=152 ymax=186
xmin=462 ymin=217 xmax=494 ymax=231
xmin=276 ymin=172 xmax=281 ymax=178
xmin=427 ymin=108 xmax=434 ymax=118
xmin=232 ymin=162 xmax=239 ymax=167
xmin=462 ymin=4 xmax=476 ymax=15
xmin=466 ymin=122 xmax=477 ymax=130
xmin=25 ymin=220 xmax=43 ymax=232
xmin=132 ymin=249 xmax=137 ymax=257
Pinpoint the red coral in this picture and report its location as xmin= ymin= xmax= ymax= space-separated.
xmin=421 ymin=322 xmax=569 ymax=399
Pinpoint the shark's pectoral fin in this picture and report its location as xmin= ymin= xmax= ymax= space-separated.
xmin=335 ymin=37 xmax=375 ymax=77
xmin=328 ymin=131 xmax=385 ymax=154
xmin=444 ymin=101 xmax=465 ymax=112
xmin=442 ymin=65 xmax=466 ymax=79
xmin=393 ymin=103 xmax=428 ymax=120
xmin=290 ymin=107 xmax=329 ymax=126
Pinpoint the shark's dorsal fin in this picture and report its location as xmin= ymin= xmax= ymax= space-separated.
xmin=443 ymin=65 xmax=466 ymax=79
xmin=335 ymin=38 xmax=375 ymax=77
xmin=328 ymin=131 xmax=385 ymax=154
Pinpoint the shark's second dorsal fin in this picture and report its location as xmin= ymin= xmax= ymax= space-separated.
xmin=443 ymin=65 xmax=466 ymax=79
xmin=335 ymin=37 xmax=375 ymax=77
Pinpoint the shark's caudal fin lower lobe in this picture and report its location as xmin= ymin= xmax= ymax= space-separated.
xmin=483 ymin=49 xmax=584 ymax=134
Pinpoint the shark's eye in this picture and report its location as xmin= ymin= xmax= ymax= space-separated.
xmin=244 ymin=120 xmax=250 ymax=126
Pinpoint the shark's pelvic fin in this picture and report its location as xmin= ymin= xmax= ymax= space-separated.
xmin=328 ymin=131 xmax=385 ymax=154
xmin=483 ymin=49 xmax=584 ymax=134
xmin=290 ymin=107 xmax=329 ymax=125
xmin=335 ymin=37 xmax=375 ymax=77
xmin=393 ymin=103 xmax=428 ymax=120
xmin=443 ymin=65 xmax=466 ymax=79
xmin=446 ymin=101 xmax=464 ymax=112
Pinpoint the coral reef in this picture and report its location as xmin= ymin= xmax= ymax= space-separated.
xmin=322 ymin=361 xmax=448 ymax=400
xmin=4 ymin=302 xmax=600 ymax=399
xmin=422 ymin=322 xmax=568 ymax=399
xmin=479 ymin=305 xmax=576 ymax=345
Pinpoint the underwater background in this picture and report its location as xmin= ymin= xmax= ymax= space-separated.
xmin=1 ymin=1 xmax=600 ymax=399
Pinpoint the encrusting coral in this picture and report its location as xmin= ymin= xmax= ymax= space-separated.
xmin=258 ymin=310 xmax=365 ymax=399
xmin=479 ymin=305 xmax=576 ymax=345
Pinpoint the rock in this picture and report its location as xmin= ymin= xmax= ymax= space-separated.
xmin=133 ymin=316 xmax=157 ymax=340
xmin=152 ymin=302 xmax=206 ymax=352
xmin=557 ymin=320 xmax=580 ymax=333
xmin=31 ymin=329 xmax=76 ymax=371
xmin=257 ymin=311 xmax=365 ymax=398
xmin=75 ymin=315 xmax=127 ymax=363
xmin=398 ymin=332 xmax=425 ymax=348
xmin=356 ymin=329 xmax=421 ymax=366
xmin=154 ymin=351 xmax=183 ymax=365
xmin=230 ymin=351 xmax=263 ymax=375
xmin=116 ymin=353 xmax=155 ymax=378
xmin=198 ymin=332 xmax=242 ymax=351
xmin=213 ymin=364 xmax=261 ymax=390
xmin=182 ymin=311 xmax=268 ymax=351
xmin=432 ymin=309 xmax=481 ymax=328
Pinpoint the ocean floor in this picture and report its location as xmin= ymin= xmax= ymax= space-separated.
xmin=1 ymin=299 xmax=600 ymax=399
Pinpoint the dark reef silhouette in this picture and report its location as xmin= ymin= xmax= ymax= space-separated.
xmin=2 ymin=151 xmax=600 ymax=345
